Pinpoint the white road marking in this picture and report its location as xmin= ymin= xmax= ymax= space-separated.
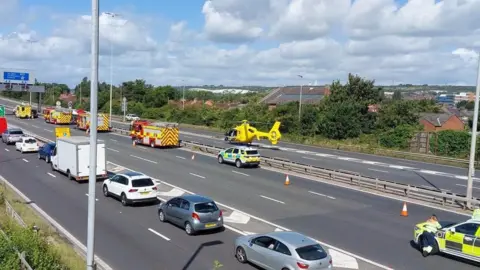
xmin=157 ymin=188 xmax=184 ymax=197
xmin=308 ymin=190 xmax=326 ymax=197
xmin=259 ymin=195 xmax=285 ymax=204
xmin=232 ymin=170 xmax=249 ymax=177
xmin=456 ymin=184 xmax=480 ymax=190
xmin=302 ymin=156 xmax=317 ymax=161
xmin=31 ymin=125 xmax=39 ymax=128
xmin=175 ymin=156 xmax=186 ymax=160
xmin=327 ymin=196 xmax=336 ymax=200
xmin=110 ymin=139 xmax=118 ymax=142
xmin=47 ymin=173 xmax=56 ymax=178
xmin=338 ymin=157 xmax=353 ymax=161
xmin=274 ymin=228 xmax=284 ymax=232
xmin=329 ymin=249 xmax=359 ymax=269
xmin=129 ymin=155 xmax=157 ymax=164
xmin=22 ymin=159 xmax=28 ymax=163
xmin=43 ymin=129 xmax=50 ymax=132
xmin=368 ymin=168 xmax=389 ymax=173
xmin=147 ymin=228 xmax=170 ymax=241
xmin=85 ymin=194 xmax=99 ymax=201
xmin=223 ymin=211 xmax=250 ymax=224
xmin=419 ymin=170 xmax=438 ymax=175
xmin=362 ymin=161 xmax=378 ymax=165
xmin=106 ymin=148 xmax=119 ymax=152
xmin=4 ymin=148 xmax=9 ymax=152
xmin=189 ymin=173 xmax=205 ymax=179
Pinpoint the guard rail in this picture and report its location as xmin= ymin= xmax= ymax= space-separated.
xmin=1 ymin=98 xmax=476 ymax=168
xmin=20 ymin=126 xmax=480 ymax=212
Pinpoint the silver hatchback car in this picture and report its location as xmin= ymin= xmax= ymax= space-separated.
xmin=234 ymin=231 xmax=332 ymax=269
xmin=157 ymin=195 xmax=224 ymax=235
xmin=2 ymin=128 xmax=24 ymax=145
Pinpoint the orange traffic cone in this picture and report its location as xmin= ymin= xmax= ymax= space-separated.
xmin=191 ymin=154 xmax=195 ymax=160
xmin=401 ymin=202 xmax=408 ymax=217
xmin=284 ymin=175 xmax=290 ymax=186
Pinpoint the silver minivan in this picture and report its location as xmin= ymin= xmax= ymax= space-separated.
xmin=157 ymin=195 xmax=224 ymax=235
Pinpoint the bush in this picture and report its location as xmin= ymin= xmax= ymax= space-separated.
xmin=379 ymin=125 xmax=417 ymax=149
xmin=432 ymin=130 xmax=471 ymax=157
xmin=0 ymin=221 xmax=65 ymax=270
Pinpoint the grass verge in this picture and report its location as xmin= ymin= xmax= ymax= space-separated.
xmin=0 ymin=181 xmax=85 ymax=270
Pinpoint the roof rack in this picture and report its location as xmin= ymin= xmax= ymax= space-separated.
xmin=150 ymin=122 xmax=179 ymax=128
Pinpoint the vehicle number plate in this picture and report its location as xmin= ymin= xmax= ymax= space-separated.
xmin=140 ymin=191 xmax=150 ymax=195
xmin=205 ymin=223 xmax=216 ymax=228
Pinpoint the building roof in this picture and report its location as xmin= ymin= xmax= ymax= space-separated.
xmin=420 ymin=113 xmax=458 ymax=127
xmin=259 ymin=86 xmax=329 ymax=105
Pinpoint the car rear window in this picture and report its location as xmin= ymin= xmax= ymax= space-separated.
xmin=194 ymin=202 xmax=219 ymax=213
xmin=25 ymin=139 xmax=36 ymax=144
xmin=246 ymin=150 xmax=258 ymax=155
xmin=131 ymin=178 xmax=154 ymax=187
xmin=10 ymin=130 xmax=23 ymax=135
xmin=295 ymin=244 xmax=328 ymax=261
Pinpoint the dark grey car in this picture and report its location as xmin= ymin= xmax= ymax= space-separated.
xmin=2 ymin=128 xmax=24 ymax=145
xmin=157 ymin=195 xmax=224 ymax=235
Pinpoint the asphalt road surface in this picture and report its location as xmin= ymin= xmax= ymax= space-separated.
xmin=3 ymin=115 xmax=480 ymax=270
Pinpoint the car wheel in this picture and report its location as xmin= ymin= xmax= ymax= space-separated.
xmin=46 ymin=156 xmax=50 ymax=163
xmin=158 ymin=210 xmax=166 ymax=222
xmin=235 ymin=159 xmax=242 ymax=168
xmin=20 ymin=148 xmax=23 ymax=154
xmin=121 ymin=193 xmax=128 ymax=206
xmin=185 ymin=222 xmax=195 ymax=235
xmin=218 ymin=155 xmax=224 ymax=164
xmin=67 ymin=171 xmax=72 ymax=180
xmin=235 ymin=247 xmax=248 ymax=263
xmin=103 ymin=185 xmax=109 ymax=197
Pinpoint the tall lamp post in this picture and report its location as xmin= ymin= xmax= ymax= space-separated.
xmin=297 ymin=75 xmax=304 ymax=121
xmin=467 ymin=52 xmax=480 ymax=208
xmin=182 ymin=80 xmax=186 ymax=110
xmin=86 ymin=0 xmax=99 ymax=269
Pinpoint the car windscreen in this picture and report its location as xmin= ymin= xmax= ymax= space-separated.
xmin=25 ymin=139 xmax=36 ymax=144
xmin=194 ymin=201 xmax=219 ymax=213
xmin=131 ymin=178 xmax=154 ymax=187
xmin=10 ymin=130 xmax=23 ymax=135
xmin=245 ymin=150 xmax=258 ymax=155
xmin=295 ymin=244 xmax=328 ymax=261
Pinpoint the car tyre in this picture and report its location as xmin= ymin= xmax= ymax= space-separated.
xmin=158 ymin=210 xmax=166 ymax=222
xmin=235 ymin=159 xmax=242 ymax=168
xmin=235 ymin=247 xmax=247 ymax=263
xmin=218 ymin=155 xmax=224 ymax=164
xmin=46 ymin=156 xmax=50 ymax=163
xmin=67 ymin=171 xmax=73 ymax=180
xmin=103 ymin=185 xmax=109 ymax=197
xmin=185 ymin=222 xmax=195 ymax=235
xmin=121 ymin=193 xmax=128 ymax=206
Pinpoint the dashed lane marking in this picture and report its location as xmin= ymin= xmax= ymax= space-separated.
xmin=47 ymin=173 xmax=56 ymax=178
xmin=107 ymin=148 xmax=119 ymax=152
xmin=147 ymin=228 xmax=170 ymax=241
xmin=31 ymin=125 xmax=39 ymax=128
xmin=302 ymin=156 xmax=317 ymax=161
xmin=308 ymin=190 xmax=336 ymax=200
xmin=232 ymin=170 xmax=249 ymax=177
xmin=189 ymin=173 xmax=205 ymax=179
xmin=129 ymin=155 xmax=157 ymax=164
xmin=456 ymin=184 xmax=480 ymax=190
xmin=259 ymin=195 xmax=285 ymax=204
xmin=4 ymin=148 xmax=9 ymax=152
xmin=110 ymin=139 xmax=118 ymax=142
xmin=22 ymin=159 xmax=28 ymax=163
xmin=43 ymin=129 xmax=50 ymax=132
xmin=175 ymin=156 xmax=186 ymax=160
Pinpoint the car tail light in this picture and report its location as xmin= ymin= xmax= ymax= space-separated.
xmin=219 ymin=210 xmax=223 ymax=217
xmin=128 ymin=189 xmax=138 ymax=193
xmin=192 ymin=212 xmax=200 ymax=220
xmin=297 ymin=262 xmax=309 ymax=269
xmin=152 ymin=186 xmax=157 ymax=190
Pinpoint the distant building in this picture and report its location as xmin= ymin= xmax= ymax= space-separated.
xmin=436 ymin=94 xmax=455 ymax=106
xmin=419 ymin=113 xmax=465 ymax=132
xmin=259 ymin=86 xmax=330 ymax=110
xmin=454 ymin=92 xmax=475 ymax=104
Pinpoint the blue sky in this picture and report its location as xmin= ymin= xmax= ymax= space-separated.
xmin=0 ymin=0 xmax=478 ymax=87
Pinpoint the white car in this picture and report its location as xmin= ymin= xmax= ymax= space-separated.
xmin=15 ymin=137 xmax=39 ymax=153
xmin=125 ymin=114 xmax=140 ymax=121
xmin=102 ymin=171 xmax=158 ymax=206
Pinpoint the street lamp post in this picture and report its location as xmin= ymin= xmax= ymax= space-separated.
xmin=182 ymin=80 xmax=185 ymax=110
xmin=467 ymin=53 xmax=480 ymax=208
xmin=297 ymin=75 xmax=304 ymax=121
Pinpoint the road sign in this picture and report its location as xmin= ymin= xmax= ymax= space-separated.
xmin=55 ymin=127 xmax=71 ymax=138
xmin=0 ymin=106 xmax=4 ymax=117
xmin=122 ymin=97 xmax=127 ymax=112
xmin=3 ymin=72 xmax=29 ymax=81
xmin=68 ymin=101 xmax=73 ymax=109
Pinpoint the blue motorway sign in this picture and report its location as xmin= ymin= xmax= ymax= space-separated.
xmin=3 ymin=71 xmax=29 ymax=81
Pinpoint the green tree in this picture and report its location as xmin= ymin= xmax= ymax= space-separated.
xmin=392 ymin=90 xmax=402 ymax=100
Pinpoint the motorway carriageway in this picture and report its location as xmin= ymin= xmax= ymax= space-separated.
xmin=5 ymin=115 xmax=480 ymax=270
xmin=2 ymin=98 xmax=479 ymax=196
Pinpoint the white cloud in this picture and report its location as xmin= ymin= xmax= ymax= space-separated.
xmin=0 ymin=0 xmax=480 ymax=88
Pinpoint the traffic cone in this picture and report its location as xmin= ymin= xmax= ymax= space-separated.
xmin=132 ymin=140 xmax=136 ymax=147
xmin=401 ymin=202 xmax=408 ymax=217
xmin=284 ymin=175 xmax=290 ymax=186
xmin=191 ymin=154 xmax=195 ymax=160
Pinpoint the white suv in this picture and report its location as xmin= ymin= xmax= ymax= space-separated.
xmin=125 ymin=114 xmax=140 ymax=121
xmin=102 ymin=171 xmax=158 ymax=206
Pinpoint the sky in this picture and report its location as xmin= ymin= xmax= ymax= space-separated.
xmin=0 ymin=0 xmax=479 ymax=88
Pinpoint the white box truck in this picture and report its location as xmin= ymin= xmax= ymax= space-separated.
xmin=50 ymin=136 xmax=107 ymax=181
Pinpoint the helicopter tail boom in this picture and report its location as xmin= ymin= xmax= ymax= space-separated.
xmin=255 ymin=121 xmax=281 ymax=145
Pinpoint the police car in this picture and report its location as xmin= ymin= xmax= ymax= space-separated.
xmin=217 ymin=146 xmax=260 ymax=168
xmin=413 ymin=210 xmax=480 ymax=262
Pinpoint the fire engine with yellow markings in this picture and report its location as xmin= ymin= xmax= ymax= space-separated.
xmin=43 ymin=107 xmax=72 ymax=124
xmin=76 ymin=112 xmax=111 ymax=132
xmin=130 ymin=120 xmax=180 ymax=148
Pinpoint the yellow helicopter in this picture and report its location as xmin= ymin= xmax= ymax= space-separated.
xmin=224 ymin=120 xmax=282 ymax=145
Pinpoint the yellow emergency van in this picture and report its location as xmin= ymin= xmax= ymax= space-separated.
xmin=413 ymin=209 xmax=480 ymax=262
xmin=15 ymin=104 xmax=32 ymax=119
